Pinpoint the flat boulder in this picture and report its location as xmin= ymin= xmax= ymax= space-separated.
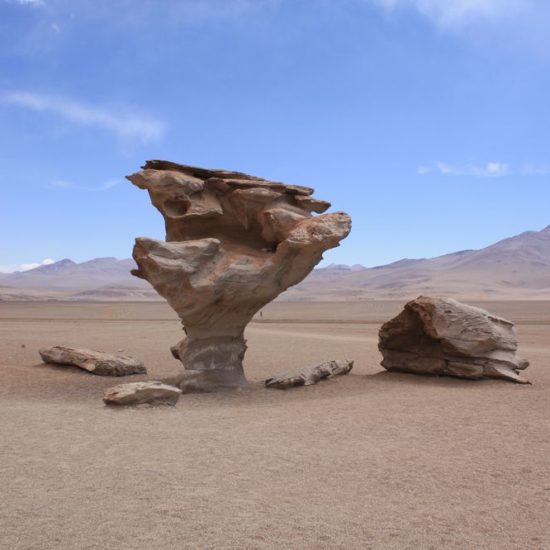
xmin=39 ymin=346 xmax=146 ymax=376
xmin=265 ymin=359 xmax=354 ymax=389
xmin=103 ymin=381 xmax=182 ymax=406
xmin=378 ymin=296 xmax=530 ymax=384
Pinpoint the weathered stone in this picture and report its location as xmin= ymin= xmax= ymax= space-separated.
xmin=378 ymin=296 xmax=530 ymax=384
xmin=128 ymin=160 xmax=351 ymax=392
xmin=265 ymin=359 xmax=354 ymax=389
xmin=39 ymin=346 xmax=146 ymax=376
xmin=103 ymin=381 xmax=181 ymax=406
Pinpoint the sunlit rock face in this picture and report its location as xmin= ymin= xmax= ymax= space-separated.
xmin=128 ymin=160 xmax=352 ymax=392
xmin=378 ymin=296 xmax=530 ymax=384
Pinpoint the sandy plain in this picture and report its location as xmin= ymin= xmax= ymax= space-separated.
xmin=1 ymin=300 xmax=549 ymax=550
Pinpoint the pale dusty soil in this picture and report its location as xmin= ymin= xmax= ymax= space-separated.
xmin=1 ymin=301 xmax=549 ymax=550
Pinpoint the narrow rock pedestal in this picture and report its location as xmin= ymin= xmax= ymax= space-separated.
xmin=128 ymin=160 xmax=352 ymax=392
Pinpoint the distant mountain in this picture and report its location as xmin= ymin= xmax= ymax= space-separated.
xmin=283 ymin=225 xmax=550 ymax=300
xmin=2 ymin=257 xmax=145 ymax=291
xmin=1 ymin=225 xmax=550 ymax=301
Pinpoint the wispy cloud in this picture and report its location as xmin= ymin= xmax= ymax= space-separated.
xmin=0 ymin=258 xmax=55 ymax=274
xmin=366 ymin=0 xmax=531 ymax=29
xmin=20 ymin=0 xmax=282 ymax=28
xmin=98 ymin=179 xmax=122 ymax=190
xmin=48 ymin=180 xmax=75 ymax=189
xmin=418 ymin=161 xmax=510 ymax=177
xmin=48 ymin=178 xmax=123 ymax=191
xmin=166 ymin=0 xmax=282 ymax=22
xmin=521 ymin=163 xmax=550 ymax=176
xmin=418 ymin=161 xmax=550 ymax=177
xmin=0 ymin=91 xmax=165 ymax=143
xmin=3 ymin=0 xmax=46 ymax=6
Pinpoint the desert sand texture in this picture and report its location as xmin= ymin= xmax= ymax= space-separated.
xmin=1 ymin=300 xmax=549 ymax=549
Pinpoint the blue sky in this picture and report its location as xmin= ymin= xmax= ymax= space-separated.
xmin=1 ymin=0 xmax=549 ymax=271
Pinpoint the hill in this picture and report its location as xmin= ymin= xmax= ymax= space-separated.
xmin=1 ymin=225 xmax=549 ymax=301
xmin=284 ymin=225 xmax=550 ymax=301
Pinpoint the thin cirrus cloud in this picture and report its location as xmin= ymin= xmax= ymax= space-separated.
xmin=418 ymin=162 xmax=550 ymax=177
xmin=418 ymin=162 xmax=510 ymax=177
xmin=366 ymin=0 xmax=532 ymax=28
xmin=0 ymin=91 xmax=166 ymax=143
xmin=3 ymin=0 xmax=46 ymax=6
xmin=522 ymin=163 xmax=550 ymax=176
xmin=48 ymin=179 xmax=123 ymax=191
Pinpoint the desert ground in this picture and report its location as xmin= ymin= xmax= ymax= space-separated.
xmin=1 ymin=300 xmax=549 ymax=549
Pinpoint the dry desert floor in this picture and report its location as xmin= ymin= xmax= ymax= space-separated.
xmin=1 ymin=301 xmax=549 ymax=549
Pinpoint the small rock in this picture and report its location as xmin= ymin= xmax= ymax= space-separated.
xmin=39 ymin=346 xmax=146 ymax=377
xmin=265 ymin=359 xmax=354 ymax=389
xmin=103 ymin=381 xmax=182 ymax=406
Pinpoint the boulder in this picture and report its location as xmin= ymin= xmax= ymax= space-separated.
xmin=103 ymin=381 xmax=182 ymax=406
xmin=378 ymin=296 xmax=530 ymax=384
xmin=39 ymin=346 xmax=146 ymax=376
xmin=128 ymin=160 xmax=351 ymax=392
xmin=265 ymin=359 xmax=354 ymax=389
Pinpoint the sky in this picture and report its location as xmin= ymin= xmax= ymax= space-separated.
xmin=1 ymin=0 xmax=550 ymax=272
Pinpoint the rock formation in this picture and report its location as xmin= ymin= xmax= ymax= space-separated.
xmin=265 ymin=359 xmax=354 ymax=389
xmin=39 ymin=346 xmax=146 ymax=376
xmin=103 ymin=381 xmax=182 ymax=406
xmin=128 ymin=160 xmax=351 ymax=392
xmin=378 ymin=296 xmax=530 ymax=384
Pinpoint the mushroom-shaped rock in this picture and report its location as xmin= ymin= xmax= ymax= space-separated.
xmin=103 ymin=381 xmax=182 ymax=406
xmin=128 ymin=160 xmax=352 ymax=392
xmin=39 ymin=346 xmax=146 ymax=376
xmin=265 ymin=359 xmax=354 ymax=389
xmin=378 ymin=296 xmax=530 ymax=384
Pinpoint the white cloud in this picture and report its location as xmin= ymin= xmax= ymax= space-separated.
xmin=419 ymin=161 xmax=550 ymax=177
xmin=417 ymin=165 xmax=432 ymax=175
xmin=49 ymin=179 xmax=75 ymax=189
xmin=4 ymin=0 xmax=46 ymax=6
xmin=522 ymin=163 xmax=550 ymax=176
xmin=0 ymin=91 xmax=165 ymax=143
xmin=98 ymin=179 xmax=122 ymax=190
xmin=367 ymin=0 xmax=530 ymax=28
xmin=418 ymin=161 xmax=510 ymax=177
xmin=0 ymin=258 xmax=55 ymax=274
xmin=48 ymin=178 xmax=123 ymax=191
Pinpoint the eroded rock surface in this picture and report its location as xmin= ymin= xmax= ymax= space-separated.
xmin=265 ymin=359 xmax=354 ymax=389
xmin=103 ymin=381 xmax=182 ymax=406
xmin=378 ymin=296 xmax=530 ymax=384
xmin=128 ymin=160 xmax=351 ymax=392
xmin=39 ymin=346 xmax=146 ymax=376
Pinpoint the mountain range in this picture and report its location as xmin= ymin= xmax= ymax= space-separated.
xmin=1 ymin=225 xmax=549 ymax=301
